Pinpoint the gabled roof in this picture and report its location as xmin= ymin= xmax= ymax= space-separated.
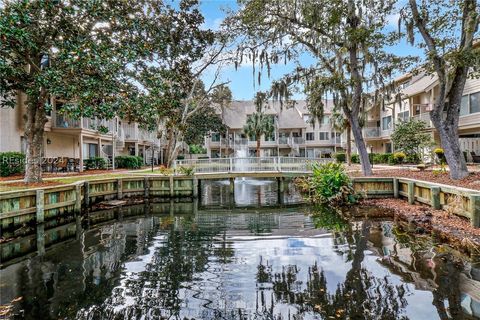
xmin=401 ymin=73 xmax=438 ymax=97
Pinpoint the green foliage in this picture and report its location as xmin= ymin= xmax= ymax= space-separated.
xmin=84 ymin=157 xmax=107 ymax=170
xmin=350 ymin=154 xmax=360 ymax=164
xmin=176 ymin=155 xmax=185 ymax=160
xmin=297 ymin=162 xmax=357 ymax=206
xmin=393 ymin=152 xmax=406 ymax=163
xmin=334 ymin=153 xmax=346 ymax=163
xmin=391 ymin=119 xmax=434 ymax=161
xmin=0 ymin=152 xmax=25 ymax=177
xmin=178 ymin=166 xmax=195 ymax=176
xmin=243 ymin=93 xmax=275 ymax=155
xmin=189 ymin=145 xmax=207 ymax=154
xmin=115 ymin=156 xmax=142 ymax=169
xmin=184 ymin=107 xmax=226 ymax=145
xmin=311 ymin=206 xmax=349 ymax=232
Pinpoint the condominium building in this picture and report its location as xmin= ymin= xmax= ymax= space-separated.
xmin=363 ymin=73 xmax=480 ymax=159
xmin=205 ymin=100 xmax=344 ymax=158
xmin=0 ymin=92 xmax=162 ymax=170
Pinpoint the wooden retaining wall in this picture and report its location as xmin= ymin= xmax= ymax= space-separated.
xmin=352 ymin=177 xmax=480 ymax=227
xmin=0 ymin=176 xmax=198 ymax=231
xmin=1 ymin=176 xmax=479 ymax=232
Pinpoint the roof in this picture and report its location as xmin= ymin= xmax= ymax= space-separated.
xmin=401 ymin=73 xmax=438 ymax=97
xmin=216 ymin=100 xmax=308 ymax=130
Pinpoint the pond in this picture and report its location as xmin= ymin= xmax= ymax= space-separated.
xmin=0 ymin=179 xmax=479 ymax=319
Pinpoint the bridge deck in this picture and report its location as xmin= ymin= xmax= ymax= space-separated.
xmin=194 ymin=171 xmax=312 ymax=180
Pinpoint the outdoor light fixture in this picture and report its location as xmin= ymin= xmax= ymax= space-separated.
xmin=47 ymin=138 xmax=52 ymax=145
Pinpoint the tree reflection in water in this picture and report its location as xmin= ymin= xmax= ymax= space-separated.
xmin=255 ymin=222 xmax=409 ymax=319
xmin=2 ymin=208 xmax=478 ymax=320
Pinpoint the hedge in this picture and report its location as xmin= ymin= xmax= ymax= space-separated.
xmin=0 ymin=152 xmax=25 ymax=177
xmin=84 ymin=157 xmax=108 ymax=170
xmin=115 ymin=155 xmax=144 ymax=169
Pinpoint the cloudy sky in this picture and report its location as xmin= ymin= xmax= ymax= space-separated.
xmin=198 ymin=0 xmax=424 ymax=100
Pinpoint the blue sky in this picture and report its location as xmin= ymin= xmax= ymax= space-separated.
xmin=198 ymin=0 xmax=424 ymax=100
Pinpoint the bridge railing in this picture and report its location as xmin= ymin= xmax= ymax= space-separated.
xmin=174 ymin=157 xmax=332 ymax=173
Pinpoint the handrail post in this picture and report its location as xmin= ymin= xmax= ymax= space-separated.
xmin=229 ymin=158 xmax=233 ymax=173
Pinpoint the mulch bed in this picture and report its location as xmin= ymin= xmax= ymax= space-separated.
xmin=350 ymin=169 xmax=480 ymax=191
xmin=361 ymin=198 xmax=480 ymax=256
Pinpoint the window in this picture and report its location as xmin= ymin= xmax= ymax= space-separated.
xmin=397 ymin=111 xmax=409 ymax=122
xmin=470 ymin=92 xmax=480 ymax=114
xmin=211 ymin=133 xmax=220 ymax=142
xmin=460 ymin=92 xmax=480 ymax=115
xmin=249 ymin=134 xmax=256 ymax=141
xmin=382 ymin=116 xmax=392 ymax=130
xmin=306 ymin=132 xmax=315 ymax=141
xmin=319 ymin=132 xmax=329 ymax=140
xmin=321 ymin=116 xmax=330 ymax=125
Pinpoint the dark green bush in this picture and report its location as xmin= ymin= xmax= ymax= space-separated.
xmin=115 ymin=155 xmax=143 ymax=169
xmin=350 ymin=154 xmax=360 ymax=164
xmin=405 ymin=153 xmax=420 ymax=164
xmin=178 ymin=165 xmax=195 ymax=176
xmin=84 ymin=157 xmax=107 ymax=170
xmin=176 ymin=155 xmax=185 ymax=160
xmin=334 ymin=153 xmax=346 ymax=163
xmin=0 ymin=152 xmax=25 ymax=177
xmin=135 ymin=156 xmax=144 ymax=167
xmin=372 ymin=153 xmax=393 ymax=164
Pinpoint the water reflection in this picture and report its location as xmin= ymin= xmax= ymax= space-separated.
xmin=200 ymin=178 xmax=303 ymax=207
xmin=1 ymin=207 xmax=479 ymax=320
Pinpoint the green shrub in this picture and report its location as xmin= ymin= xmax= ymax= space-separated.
xmin=405 ymin=153 xmax=420 ymax=164
xmin=371 ymin=153 xmax=393 ymax=164
xmin=296 ymin=162 xmax=357 ymax=206
xmin=334 ymin=153 xmax=346 ymax=163
xmin=84 ymin=157 xmax=107 ymax=170
xmin=0 ymin=152 xmax=25 ymax=177
xmin=350 ymin=154 xmax=360 ymax=164
xmin=189 ymin=144 xmax=207 ymax=154
xmin=176 ymin=155 xmax=185 ymax=160
xmin=115 ymin=155 xmax=142 ymax=169
xmin=178 ymin=165 xmax=195 ymax=176
xmin=393 ymin=151 xmax=406 ymax=163
xmin=135 ymin=156 xmax=144 ymax=167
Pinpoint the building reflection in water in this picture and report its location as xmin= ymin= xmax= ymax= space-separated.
xmin=1 ymin=206 xmax=479 ymax=319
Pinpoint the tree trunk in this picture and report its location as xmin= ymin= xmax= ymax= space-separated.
xmin=164 ymin=129 xmax=175 ymax=167
xmin=256 ymin=138 xmax=260 ymax=157
xmin=349 ymin=115 xmax=372 ymax=176
xmin=431 ymin=112 xmax=468 ymax=180
xmin=346 ymin=122 xmax=352 ymax=166
xmin=24 ymin=102 xmax=48 ymax=183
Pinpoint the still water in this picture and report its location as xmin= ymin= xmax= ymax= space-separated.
xmin=0 ymin=179 xmax=479 ymax=320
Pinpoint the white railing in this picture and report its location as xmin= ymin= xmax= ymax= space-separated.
xmin=412 ymin=113 xmax=433 ymax=128
xmin=174 ymin=157 xmax=332 ymax=173
xmin=363 ymin=127 xmax=380 ymax=138
xmin=123 ymin=123 xmax=138 ymax=140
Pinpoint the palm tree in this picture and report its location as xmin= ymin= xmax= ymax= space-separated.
xmin=243 ymin=92 xmax=274 ymax=157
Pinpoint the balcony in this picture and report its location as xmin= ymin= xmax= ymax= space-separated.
xmin=123 ymin=123 xmax=138 ymax=140
xmin=278 ymin=137 xmax=289 ymax=145
xmin=411 ymin=113 xmax=433 ymax=128
xmin=52 ymin=111 xmax=115 ymax=133
xmin=363 ymin=127 xmax=380 ymax=138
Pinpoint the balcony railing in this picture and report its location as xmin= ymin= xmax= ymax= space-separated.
xmin=363 ymin=127 xmax=380 ymax=138
xmin=123 ymin=123 xmax=138 ymax=140
xmin=278 ymin=137 xmax=289 ymax=145
xmin=412 ymin=113 xmax=433 ymax=128
xmin=53 ymin=111 xmax=115 ymax=133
